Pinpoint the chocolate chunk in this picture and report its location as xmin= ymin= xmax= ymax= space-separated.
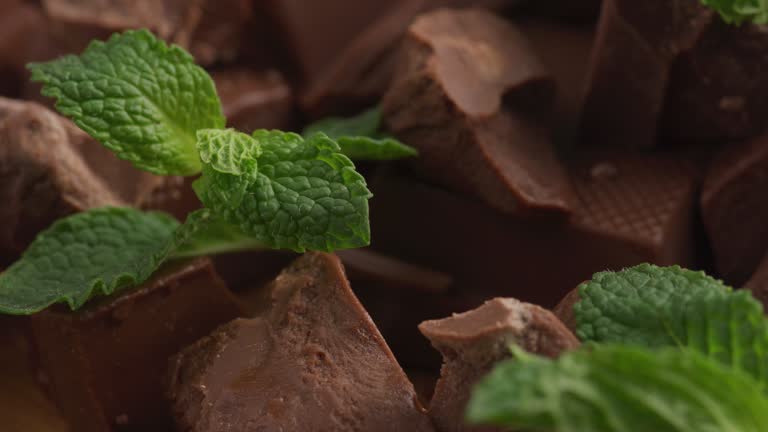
xmin=212 ymin=68 xmax=296 ymax=133
xmin=370 ymin=153 xmax=698 ymax=308
xmin=0 ymin=99 xmax=164 ymax=260
xmin=420 ymin=298 xmax=579 ymax=432
xmin=30 ymin=258 xmax=244 ymax=432
xmin=701 ymin=133 xmax=768 ymax=285
xmin=746 ymin=252 xmax=768 ymax=311
xmin=552 ymin=285 xmax=581 ymax=332
xmin=661 ymin=21 xmax=768 ymax=142
xmin=168 ymin=252 xmax=434 ymax=432
xmin=337 ymin=248 xmax=452 ymax=294
xmin=383 ymin=8 xmax=573 ymax=218
xmin=41 ymin=0 xmax=252 ymax=65
xmin=580 ymin=0 xmax=713 ymax=149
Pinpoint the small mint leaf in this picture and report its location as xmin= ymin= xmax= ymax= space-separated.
xmin=195 ymin=130 xmax=372 ymax=252
xmin=467 ymin=345 xmax=768 ymax=432
xmin=0 ymin=207 xmax=179 ymax=314
xmin=194 ymin=129 xmax=260 ymax=210
xmin=28 ymin=29 xmax=224 ymax=175
xmin=172 ymin=209 xmax=264 ymax=258
xmin=302 ymin=107 xmax=417 ymax=161
xmin=575 ymin=264 xmax=768 ymax=388
xmin=700 ymin=0 xmax=768 ymax=24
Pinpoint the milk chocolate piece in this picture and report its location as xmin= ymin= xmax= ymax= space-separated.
xmin=420 ymin=298 xmax=579 ymax=432
xmin=746 ymin=252 xmax=768 ymax=311
xmin=31 ymin=258 xmax=244 ymax=432
xmin=661 ymin=21 xmax=768 ymax=142
xmin=701 ymin=133 xmax=768 ymax=285
xmin=0 ymin=99 xmax=164 ymax=260
xmin=552 ymin=285 xmax=581 ymax=332
xmin=168 ymin=252 xmax=434 ymax=432
xmin=41 ymin=0 xmax=252 ymax=65
xmin=370 ymin=153 xmax=697 ymax=308
xmin=383 ymin=8 xmax=572 ymax=217
xmin=580 ymin=0 xmax=712 ymax=149
xmin=212 ymin=68 xmax=296 ymax=133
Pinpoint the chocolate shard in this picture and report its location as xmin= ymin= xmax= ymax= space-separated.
xmin=30 ymin=258 xmax=244 ymax=432
xmin=41 ymin=0 xmax=252 ymax=65
xmin=0 ymin=98 xmax=164 ymax=260
xmin=369 ymin=152 xmax=698 ymax=308
xmin=168 ymin=252 xmax=434 ymax=432
xmin=746 ymin=252 xmax=768 ymax=311
xmin=701 ymin=133 xmax=768 ymax=285
xmin=661 ymin=21 xmax=768 ymax=143
xmin=420 ymin=298 xmax=579 ymax=432
xmin=382 ymin=8 xmax=573 ymax=218
xmin=580 ymin=0 xmax=713 ymax=149
xmin=212 ymin=68 xmax=296 ymax=133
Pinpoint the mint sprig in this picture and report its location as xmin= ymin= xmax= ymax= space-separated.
xmin=193 ymin=129 xmax=372 ymax=252
xmin=700 ymin=0 xmax=768 ymax=24
xmin=575 ymin=264 xmax=768 ymax=388
xmin=302 ymin=107 xmax=417 ymax=161
xmin=28 ymin=29 xmax=224 ymax=175
xmin=467 ymin=345 xmax=768 ymax=432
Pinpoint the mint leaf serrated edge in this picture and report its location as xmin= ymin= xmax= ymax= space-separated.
xmin=575 ymin=264 xmax=768 ymax=389
xmin=28 ymin=29 xmax=224 ymax=175
xmin=467 ymin=345 xmax=768 ymax=432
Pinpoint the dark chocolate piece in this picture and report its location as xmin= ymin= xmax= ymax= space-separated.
xmin=552 ymin=285 xmax=581 ymax=332
xmin=370 ymin=152 xmax=698 ymax=308
xmin=337 ymin=248 xmax=452 ymax=294
xmin=420 ymin=298 xmax=579 ymax=432
xmin=661 ymin=21 xmax=768 ymax=143
xmin=168 ymin=252 xmax=434 ymax=432
xmin=383 ymin=8 xmax=573 ymax=217
xmin=746 ymin=252 xmax=768 ymax=311
xmin=212 ymin=68 xmax=296 ymax=133
xmin=41 ymin=0 xmax=252 ymax=65
xmin=31 ymin=258 xmax=244 ymax=432
xmin=0 ymin=99 xmax=163 ymax=260
xmin=701 ymin=133 xmax=768 ymax=285
xmin=580 ymin=0 xmax=713 ymax=149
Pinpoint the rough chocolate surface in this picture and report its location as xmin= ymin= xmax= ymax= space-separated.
xmin=420 ymin=298 xmax=579 ymax=432
xmin=0 ymin=98 xmax=163 ymax=260
xmin=383 ymin=8 xmax=573 ymax=217
xmin=702 ymin=133 xmax=768 ymax=285
xmin=169 ymin=252 xmax=434 ymax=432
xmin=31 ymin=258 xmax=244 ymax=432
xmin=580 ymin=0 xmax=713 ymax=149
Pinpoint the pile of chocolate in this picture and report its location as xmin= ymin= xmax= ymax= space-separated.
xmin=2 ymin=0 xmax=768 ymax=431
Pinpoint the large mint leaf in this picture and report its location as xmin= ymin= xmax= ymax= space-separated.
xmin=700 ymin=0 xmax=768 ymax=24
xmin=302 ymin=107 xmax=417 ymax=161
xmin=194 ymin=130 xmax=372 ymax=252
xmin=0 ymin=207 xmax=179 ymax=314
xmin=467 ymin=345 xmax=768 ymax=432
xmin=575 ymin=264 xmax=768 ymax=388
xmin=28 ymin=29 xmax=224 ymax=175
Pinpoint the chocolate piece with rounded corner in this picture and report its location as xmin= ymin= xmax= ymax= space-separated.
xmin=168 ymin=252 xmax=434 ymax=432
xmin=552 ymin=285 xmax=581 ymax=332
xmin=580 ymin=0 xmax=712 ymax=149
xmin=420 ymin=297 xmax=579 ymax=432
xmin=30 ymin=258 xmax=244 ymax=432
xmin=0 ymin=98 xmax=165 ymax=261
xmin=383 ymin=8 xmax=573 ymax=217
xmin=701 ymin=133 xmax=768 ymax=285
xmin=212 ymin=68 xmax=296 ymax=134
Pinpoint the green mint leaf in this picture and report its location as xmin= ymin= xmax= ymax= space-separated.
xmin=575 ymin=264 xmax=768 ymax=388
xmin=194 ymin=130 xmax=372 ymax=252
xmin=302 ymin=107 xmax=417 ymax=161
xmin=700 ymin=0 xmax=768 ymax=24
xmin=194 ymin=129 xmax=261 ymax=210
xmin=28 ymin=29 xmax=224 ymax=175
xmin=467 ymin=345 xmax=768 ymax=432
xmin=0 ymin=207 xmax=179 ymax=314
